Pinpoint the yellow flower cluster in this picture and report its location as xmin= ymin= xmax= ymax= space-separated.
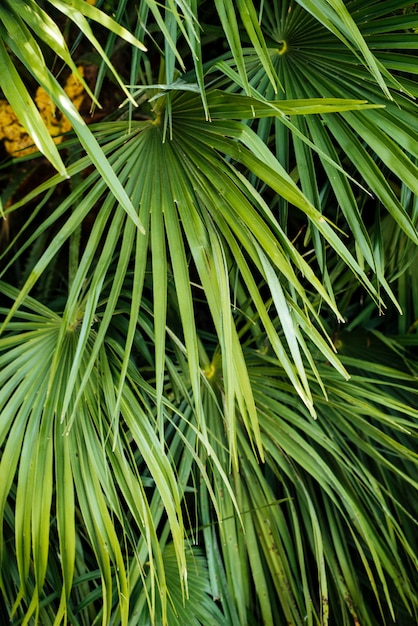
xmin=0 ymin=67 xmax=86 ymax=157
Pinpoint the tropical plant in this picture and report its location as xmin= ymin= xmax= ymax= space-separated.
xmin=0 ymin=1 xmax=417 ymax=625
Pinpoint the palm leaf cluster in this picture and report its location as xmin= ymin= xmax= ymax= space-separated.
xmin=0 ymin=1 xmax=417 ymax=624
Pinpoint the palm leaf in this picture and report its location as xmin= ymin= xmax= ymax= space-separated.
xmin=219 ymin=0 xmax=418 ymax=293
xmin=195 ymin=339 xmax=418 ymax=624
xmin=1 ymin=3 xmax=418 ymax=625
xmin=2 ymin=89 xmax=386 ymax=425
xmin=0 ymin=0 xmax=146 ymax=222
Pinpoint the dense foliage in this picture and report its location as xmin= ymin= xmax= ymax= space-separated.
xmin=0 ymin=1 xmax=417 ymax=624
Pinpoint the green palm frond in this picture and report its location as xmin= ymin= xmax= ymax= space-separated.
xmin=2 ymin=89 xmax=386 ymax=433
xmin=1 ymin=2 xmax=418 ymax=625
xmin=0 ymin=0 xmax=146 ymax=221
xmin=132 ymin=543 xmax=231 ymax=626
xmin=196 ymin=339 xmax=418 ymax=626
xmin=0 ymin=284 xmax=185 ymax=625
xmin=216 ymin=0 xmax=418 ymax=298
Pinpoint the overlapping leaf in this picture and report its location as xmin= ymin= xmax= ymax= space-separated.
xmin=1 ymin=2 xmax=418 ymax=625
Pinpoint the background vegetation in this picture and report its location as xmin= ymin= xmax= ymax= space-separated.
xmin=0 ymin=1 xmax=417 ymax=624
